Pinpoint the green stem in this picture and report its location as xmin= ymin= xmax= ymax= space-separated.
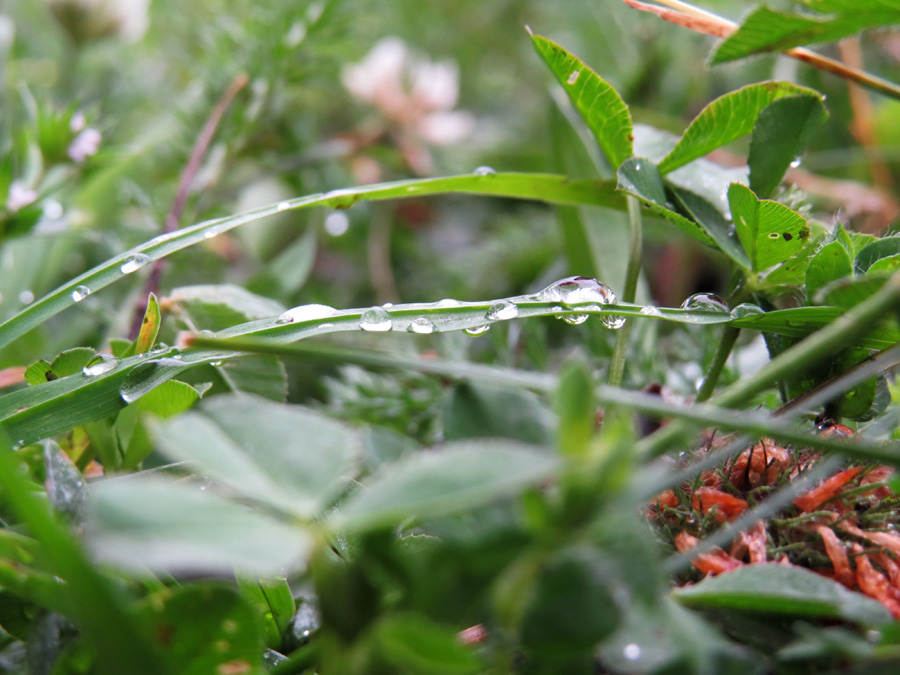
xmin=607 ymin=195 xmax=643 ymax=388
xmin=637 ymin=271 xmax=900 ymax=459
xmin=695 ymin=325 xmax=739 ymax=402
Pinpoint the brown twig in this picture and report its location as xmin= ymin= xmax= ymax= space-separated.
xmin=622 ymin=0 xmax=900 ymax=102
xmin=128 ymin=71 xmax=249 ymax=339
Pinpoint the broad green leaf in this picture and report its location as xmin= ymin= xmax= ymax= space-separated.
xmin=140 ymin=584 xmax=264 ymax=675
xmin=443 ymin=382 xmax=555 ymax=447
xmin=712 ymin=5 xmax=900 ymax=64
xmin=806 ymin=241 xmax=853 ymax=298
xmin=659 ymin=82 xmax=823 ymax=174
xmin=24 ymin=359 xmax=53 ymax=386
xmin=334 ymin=440 xmax=558 ymax=531
xmin=50 ymin=348 xmax=95 ymax=378
xmin=153 ymin=394 xmax=360 ymax=517
xmin=170 ymin=284 xmax=286 ymax=331
xmin=212 ymin=355 xmax=288 ymax=402
xmin=729 ymin=183 xmax=811 ymax=272
xmin=830 ymin=347 xmax=877 ymax=420
xmin=616 ymin=158 xmax=716 ymax=246
xmin=674 ymin=564 xmax=891 ymax=625
xmin=748 ymin=96 xmax=829 ymax=199
xmin=555 ymin=359 xmax=595 ymax=458
xmin=669 ymin=186 xmax=751 ymax=268
xmin=0 ymin=173 xmax=625 ymax=352
xmin=816 ymin=275 xmax=890 ymax=308
xmin=531 ymin=33 xmax=633 ymax=168
xmin=868 ymin=254 xmax=900 ymax=276
xmin=86 ymin=475 xmax=311 ymax=575
xmin=854 ymin=237 xmax=900 ymax=273
xmin=373 ymin=613 xmax=482 ymax=675
xmin=237 ymin=577 xmax=295 ymax=649
xmin=521 ymin=546 xmax=620 ymax=655
xmin=135 ymin=379 xmax=201 ymax=419
xmin=763 ymin=243 xmax=818 ymax=288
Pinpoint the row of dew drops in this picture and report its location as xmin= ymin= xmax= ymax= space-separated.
xmin=79 ymin=275 xmax=762 ymax=381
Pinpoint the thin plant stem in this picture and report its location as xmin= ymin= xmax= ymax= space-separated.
xmin=607 ymin=195 xmax=643 ymax=388
xmin=695 ymin=325 xmax=739 ymax=403
xmin=129 ymin=72 xmax=249 ymax=339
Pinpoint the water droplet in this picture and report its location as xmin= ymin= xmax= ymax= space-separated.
xmin=275 ymin=304 xmax=336 ymax=325
xmin=790 ymin=157 xmax=801 ymax=168
xmin=680 ymin=293 xmax=729 ymax=313
xmin=82 ymin=353 xmax=119 ymax=377
xmin=435 ymin=298 xmax=461 ymax=308
xmin=276 ymin=201 xmax=291 ymax=212
xmin=44 ymin=200 xmax=63 ymax=220
xmin=360 ymin=306 xmax=392 ymax=332
xmin=120 ymin=253 xmax=150 ymax=274
xmin=601 ymin=314 xmax=626 ymax=330
xmin=560 ymin=313 xmax=588 ymax=325
xmin=210 ymin=360 xmax=223 ymax=367
xmin=149 ymin=342 xmax=169 ymax=355
xmin=382 ymin=302 xmax=394 ymax=309
xmin=464 ymin=324 xmax=490 ymax=336
xmin=635 ymin=161 xmax=642 ymax=171
xmin=71 ymin=285 xmax=91 ymax=302
xmin=730 ymin=303 xmax=765 ymax=320
xmin=203 ymin=226 xmax=221 ymax=239
xmin=19 ymin=290 xmax=34 ymax=305
xmin=535 ymin=276 xmax=617 ymax=307
xmin=325 ymin=211 xmax=349 ymax=236
xmin=639 ymin=305 xmax=663 ymax=317
xmin=623 ymin=643 xmax=642 ymax=661
xmin=867 ymin=629 xmax=882 ymax=644
xmin=567 ymin=70 xmax=580 ymax=85
xmin=408 ymin=317 xmax=435 ymax=334
xmin=473 ymin=166 xmax=496 ymax=176
xmin=486 ymin=300 xmax=519 ymax=321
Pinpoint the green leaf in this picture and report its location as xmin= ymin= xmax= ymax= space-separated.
xmin=214 ymin=355 xmax=288 ymax=402
xmin=444 ymin=382 xmax=554 ymax=447
xmin=140 ymin=584 xmax=264 ymax=675
xmin=134 ymin=292 xmax=161 ymax=355
xmin=729 ymin=183 xmax=811 ymax=272
xmin=555 ymin=359 xmax=595 ymax=458
xmin=334 ymin=440 xmax=558 ymax=531
xmin=531 ymin=33 xmax=633 ymax=169
xmin=237 ymin=577 xmax=295 ymax=649
xmin=170 ymin=284 xmax=286 ymax=332
xmin=616 ymin=158 xmax=716 ymax=246
xmin=854 ymin=237 xmax=900 ymax=273
xmin=153 ymin=394 xmax=360 ymax=517
xmin=659 ymin=82 xmax=823 ymax=174
xmin=24 ymin=359 xmax=53 ymax=386
xmin=50 ymin=348 xmax=96 ymax=378
xmin=520 ymin=546 xmax=620 ymax=655
xmin=256 ymin=227 xmax=317 ymax=296
xmin=0 ymin=173 xmax=624 ymax=353
xmin=668 ymin=186 xmax=751 ymax=268
xmin=817 ymin=275 xmax=891 ymax=308
xmin=748 ymin=96 xmax=829 ymax=199
xmin=674 ymin=564 xmax=891 ymax=625
xmin=373 ymin=613 xmax=482 ymax=675
xmin=712 ymin=5 xmax=900 ymax=64
xmin=763 ymin=243 xmax=818 ymax=288
xmin=868 ymin=254 xmax=900 ymax=276
xmin=86 ymin=475 xmax=312 ymax=575
xmin=806 ymin=241 xmax=853 ymax=299
xmin=135 ymin=379 xmax=201 ymax=419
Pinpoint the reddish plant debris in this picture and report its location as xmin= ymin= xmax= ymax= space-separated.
xmin=853 ymin=546 xmax=900 ymax=618
xmin=793 ymin=467 xmax=864 ymax=513
xmin=458 ymin=624 xmax=487 ymax=645
xmin=816 ymin=525 xmax=854 ymax=588
xmin=675 ymin=531 xmax=743 ymax=576
xmin=729 ymin=442 xmax=791 ymax=490
xmin=692 ymin=487 xmax=748 ymax=523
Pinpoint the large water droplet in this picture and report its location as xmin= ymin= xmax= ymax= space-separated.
xmin=730 ymin=303 xmax=765 ymax=320
xmin=560 ymin=313 xmax=588 ymax=325
xmin=408 ymin=317 xmax=435 ymax=334
xmin=623 ymin=643 xmax=642 ymax=661
xmin=486 ymin=300 xmax=519 ymax=321
xmin=639 ymin=305 xmax=663 ymax=317
xmin=82 ymin=353 xmax=119 ymax=377
xmin=464 ymin=324 xmax=490 ymax=336
xmin=325 ymin=211 xmax=349 ymax=236
xmin=360 ymin=306 xmax=392 ymax=331
xmin=275 ymin=304 xmax=336 ymax=325
xmin=276 ymin=201 xmax=291 ymax=212
xmin=473 ymin=166 xmax=496 ymax=176
xmin=601 ymin=315 xmax=626 ymax=330
xmin=536 ymin=276 xmax=617 ymax=307
xmin=18 ymin=290 xmax=34 ymax=305
xmin=71 ymin=285 xmax=91 ymax=302
xmin=434 ymin=298 xmax=461 ymax=308
xmin=204 ymin=226 xmax=221 ymax=239
xmin=120 ymin=253 xmax=150 ymax=274
xmin=789 ymin=156 xmax=802 ymax=168
xmin=680 ymin=293 xmax=729 ymax=313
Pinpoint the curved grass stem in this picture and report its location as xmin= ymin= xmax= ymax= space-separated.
xmin=695 ymin=325 xmax=740 ymax=403
xmin=607 ymin=195 xmax=643 ymax=388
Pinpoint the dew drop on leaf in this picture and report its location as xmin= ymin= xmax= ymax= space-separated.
xmin=360 ymin=306 xmax=392 ymax=331
xmin=408 ymin=317 xmax=435 ymax=334
xmin=639 ymin=305 xmax=663 ymax=317
xmin=120 ymin=253 xmax=150 ymax=274
xmin=680 ymin=293 xmax=729 ymax=313
xmin=275 ymin=304 xmax=336 ymax=325
xmin=71 ymin=285 xmax=90 ymax=302
xmin=464 ymin=324 xmax=490 ymax=336
xmin=82 ymin=353 xmax=119 ymax=377
xmin=730 ymin=303 xmax=765 ymax=319
xmin=536 ymin=276 xmax=617 ymax=307
xmin=473 ymin=166 xmax=496 ymax=176
xmin=560 ymin=313 xmax=588 ymax=325
xmin=485 ymin=299 xmax=519 ymax=321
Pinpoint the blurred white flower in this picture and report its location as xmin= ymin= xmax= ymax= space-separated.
xmin=46 ymin=0 xmax=150 ymax=44
xmin=7 ymin=182 xmax=38 ymax=211
xmin=342 ymin=37 xmax=474 ymax=173
xmin=68 ymin=127 xmax=101 ymax=163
